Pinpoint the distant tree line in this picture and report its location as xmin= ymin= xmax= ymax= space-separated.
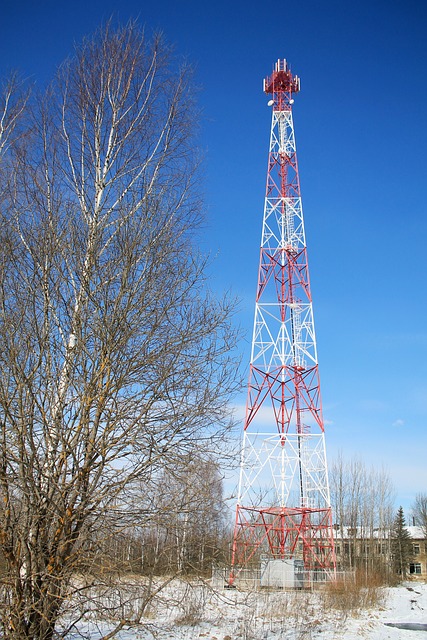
xmin=86 ymin=456 xmax=231 ymax=577
xmin=331 ymin=453 xmax=426 ymax=582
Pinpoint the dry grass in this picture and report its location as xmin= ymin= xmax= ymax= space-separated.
xmin=320 ymin=570 xmax=386 ymax=616
xmin=173 ymin=582 xmax=208 ymax=626
xmin=254 ymin=589 xmax=323 ymax=639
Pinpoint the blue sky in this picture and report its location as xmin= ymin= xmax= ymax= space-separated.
xmin=1 ymin=0 xmax=426 ymax=514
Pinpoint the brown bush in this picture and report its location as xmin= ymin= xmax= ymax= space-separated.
xmin=321 ymin=570 xmax=386 ymax=615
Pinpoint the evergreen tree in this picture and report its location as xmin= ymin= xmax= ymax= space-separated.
xmin=391 ymin=506 xmax=413 ymax=579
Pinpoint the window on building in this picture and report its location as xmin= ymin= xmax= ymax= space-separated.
xmin=410 ymin=563 xmax=422 ymax=575
xmin=413 ymin=544 xmax=420 ymax=555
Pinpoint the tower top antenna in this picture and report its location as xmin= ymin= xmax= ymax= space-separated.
xmin=263 ymin=58 xmax=300 ymax=95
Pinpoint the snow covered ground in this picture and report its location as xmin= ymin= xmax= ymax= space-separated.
xmin=69 ymin=579 xmax=427 ymax=640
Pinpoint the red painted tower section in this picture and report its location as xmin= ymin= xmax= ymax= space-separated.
xmin=229 ymin=60 xmax=336 ymax=585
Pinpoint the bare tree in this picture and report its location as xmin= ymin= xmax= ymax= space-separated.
xmin=0 ymin=21 xmax=240 ymax=640
xmin=411 ymin=493 xmax=427 ymax=538
xmin=105 ymin=454 xmax=229 ymax=577
xmin=0 ymin=72 xmax=30 ymax=159
xmin=330 ymin=453 xmax=395 ymax=575
xmin=147 ymin=455 xmax=228 ymax=574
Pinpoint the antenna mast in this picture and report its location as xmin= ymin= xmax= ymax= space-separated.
xmin=229 ymin=59 xmax=336 ymax=585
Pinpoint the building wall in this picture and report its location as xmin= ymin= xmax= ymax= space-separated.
xmin=334 ymin=526 xmax=427 ymax=580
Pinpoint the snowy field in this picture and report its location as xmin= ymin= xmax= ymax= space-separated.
xmin=67 ymin=579 xmax=427 ymax=640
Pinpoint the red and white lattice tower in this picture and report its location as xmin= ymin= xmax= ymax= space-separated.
xmin=229 ymin=60 xmax=336 ymax=584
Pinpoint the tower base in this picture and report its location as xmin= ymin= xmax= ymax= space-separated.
xmin=229 ymin=506 xmax=336 ymax=586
